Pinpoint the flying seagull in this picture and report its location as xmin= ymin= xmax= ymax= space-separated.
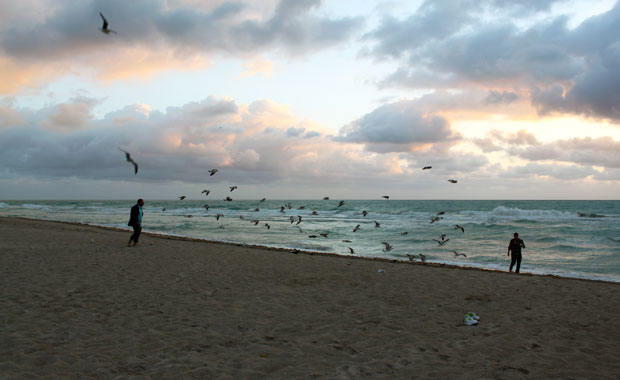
xmin=382 ymin=195 xmax=390 ymax=199
xmin=430 ymin=216 xmax=443 ymax=224
xmin=260 ymin=198 xmax=266 ymax=202
xmin=374 ymin=221 xmax=381 ymax=228
xmin=352 ymin=224 xmax=360 ymax=232
xmin=224 ymin=197 xmax=233 ymax=202
xmin=201 ymin=189 xmax=210 ymax=196
xmin=118 ymin=148 xmax=138 ymax=174
xmin=203 ymin=204 xmax=209 ymax=210
xmin=338 ymin=200 xmax=345 ymax=207
xmin=433 ymin=238 xmax=450 ymax=246
xmin=178 ymin=196 xmax=186 ymax=200
xmin=323 ymin=197 xmax=330 ymax=200
xmin=362 ymin=210 xmax=368 ymax=217
xmin=99 ymin=12 xmax=117 ymax=35
xmin=251 ymin=220 xmax=259 ymax=225
xmin=451 ymin=250 xmax=467 ymax=258
xmin=381 ymin=242 xmax=393 ymax=252
xmin=448 ymin=179 xmax=458 ymax=184
xmin=229 ymin=186 xmax=238 ymax=192
xmin=265 ymin=223 xmax=270 ymax=230
xmin=455 ymin=224 xmax=465 ymax=233
xmin=216 ymin=213 xmax=224 ymax=220
xmin=342 ymin=239 xmax=352 ymax=243
xmin=422 ymin=166 xmax=432 ymax=170
xmin=296 ymin=216 xmax=302 ymax=225
xmin=208 ymin=169 xmax=218 ymax=176
xmin=348 ymin=247 xmax=355 ymax=254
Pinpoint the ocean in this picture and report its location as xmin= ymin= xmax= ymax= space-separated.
xmin=1 ymin=199 xmax=619 ymax=282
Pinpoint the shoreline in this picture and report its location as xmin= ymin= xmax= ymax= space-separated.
xmin=3 ymin=215 xmax=618 ymax=284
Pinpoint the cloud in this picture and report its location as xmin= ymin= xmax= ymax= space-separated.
xmin=335 ymin=99 xmax=460 ymax=153
xmin=500 ymin=162 xmax=597 ymax=180
xmin=0 ymin=95 xmax=398 ymax=186
xmin=485 ymin=90 xmax=519 ymax=104
xmin=364 ymin=0 xmax=620 ymax=122
xmin=42 ymin=97 xmax=99 ymax=132
xmin=239 ymin=57 xmax=275 ymax=78
xmin=0 ymin=104 xmax=26 ymax=127
xmin=473 ymin=129 xmax=620 ymax=170
xmin=509 ymin=136 xmax=620 ymax=169
xmin=0 ymin=0 xmax=362 ymax=93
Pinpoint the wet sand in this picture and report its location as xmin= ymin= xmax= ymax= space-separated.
xmin=1 ymin=216 xmax=620 ymax=379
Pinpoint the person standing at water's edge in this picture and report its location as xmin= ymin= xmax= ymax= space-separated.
xmin=128 ymin=199 xmax=144 ymax=247
xmin=507 ymin=232 xmax=525 ymax=273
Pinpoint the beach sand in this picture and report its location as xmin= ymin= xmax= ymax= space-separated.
xmin=1 ymin=217 xmax=620 ymax=379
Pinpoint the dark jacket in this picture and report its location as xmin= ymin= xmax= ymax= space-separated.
xmin=128 ymin=204 xmax=141 ymax=226
xmin=508 ymin=238 xmax=525 ymax=255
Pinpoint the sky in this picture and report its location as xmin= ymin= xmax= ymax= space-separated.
xmin=1 ymin=0 xmax=619 ymax=200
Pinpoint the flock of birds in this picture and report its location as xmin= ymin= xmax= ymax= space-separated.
xmin=109 ymin=11 xmax=463 ymax=263
xmin=119 ymin=145 xmax=466 ymax=262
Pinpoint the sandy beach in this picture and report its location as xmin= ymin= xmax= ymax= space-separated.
xmin=1 ymin=217 xmax=620 ymax=379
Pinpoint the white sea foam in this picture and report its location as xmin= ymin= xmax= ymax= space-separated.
xmin=20 ymin=203 xmax=51 ymax=210
xmin=489 ymin=206 xmax=577 ymax=220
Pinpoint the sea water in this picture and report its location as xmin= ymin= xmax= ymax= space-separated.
xmin=1 ymin=200 xmax=619 ymax=282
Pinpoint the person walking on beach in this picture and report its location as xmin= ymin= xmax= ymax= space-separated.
xmin=128 ymin=199 xmax=144 ymax=247
xmin=507 ymin=232 xmax=525 ymax=273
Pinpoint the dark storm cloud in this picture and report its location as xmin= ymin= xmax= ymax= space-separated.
xmin=335 ymin=99 xmax=460 ymax=153
xmin=365 ymin=0 xmax=620 ymax=121
xmin=1 ymin=0 xmax=362 ymax=61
